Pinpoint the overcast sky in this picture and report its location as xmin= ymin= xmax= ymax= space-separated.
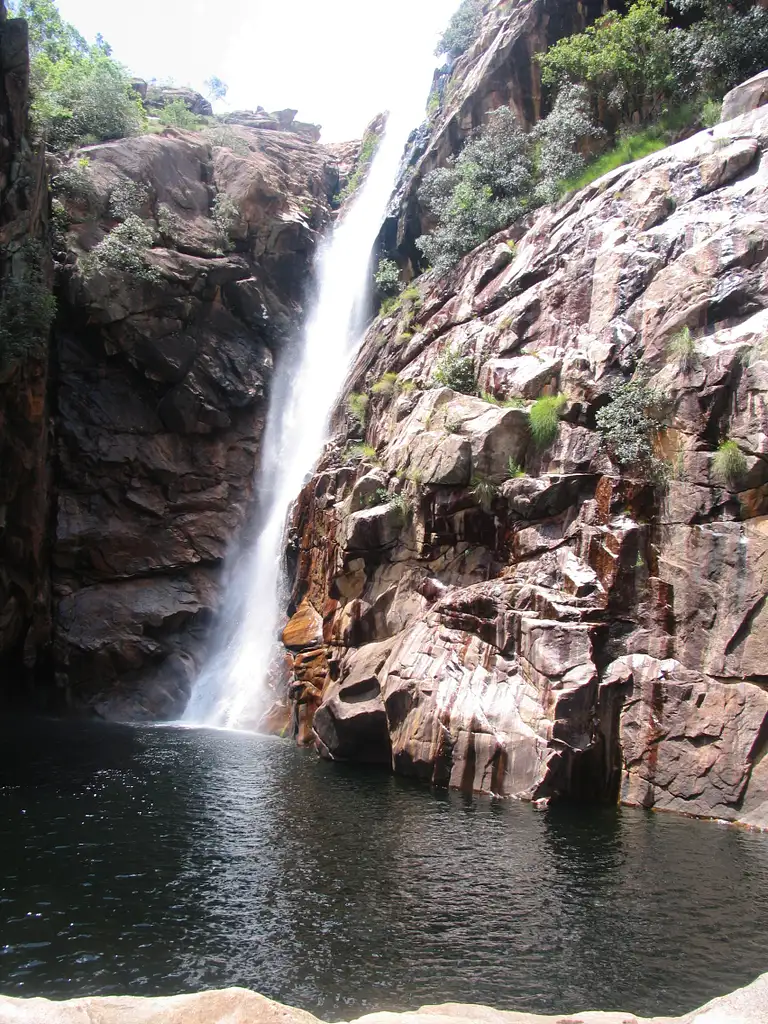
xmin=54 ymin=0 xmax=459 ymax=142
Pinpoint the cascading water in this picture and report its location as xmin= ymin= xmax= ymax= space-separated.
xmin=184 ymin=83 xmax=433 ymax=729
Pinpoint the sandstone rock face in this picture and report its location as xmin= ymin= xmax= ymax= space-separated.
xmin=51 ymin=125 xmax=338 ymax=717
xmin=0 ymin=3 xmax=52 ymax=695
xmin=282 ymin=106 xmax=768 ymax=825
xmin=389 ymin=0 xmax=610 ymax=264
xmin=721 ymin=69 xmax=768 ymax=123
xmin=0 ymin=971 xmax=766 ymax=1024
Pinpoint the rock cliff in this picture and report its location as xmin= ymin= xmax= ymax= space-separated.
xmin=0 ymin=0 xmax=52 ymax=698
xmin=284 ymin=89 xmax=768 ymax=826
xmin=50 ymin=124 xmax=339 ymax=718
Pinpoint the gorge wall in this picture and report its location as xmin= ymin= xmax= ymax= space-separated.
xmin=279 ymin=10 xmax=768 ymax=824
xmin=0 ymin=0 xmax=51 ymax=701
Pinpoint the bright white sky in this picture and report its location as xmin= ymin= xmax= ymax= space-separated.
xmin=54 ymin=0 xmax=459 ymax=142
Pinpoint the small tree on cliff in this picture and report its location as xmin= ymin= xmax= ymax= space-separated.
xmin=538 ymin=0 xmax=677 ymax=127
xmin=14 ymin=0 xmax=146 ymax=148
xmin=435 ymin=0 xmax=483 ymax=60
xmin=416 ymin=106 xmax=535 ymax=273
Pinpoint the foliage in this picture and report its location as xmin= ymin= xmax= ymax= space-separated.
xmin=400 ymin=285 xmax=422 ymax=308
xmin=108 ymin=179 xmax=149 ymax=221
xmin=211 ymin=192 xmax=240 ymax=243
xmin=338 ymin=128 xmax=380 ymax=202
xmin=700 ymin=97 xmax=722 ymax=128
xmin=416 ymin=106 xmax=535 ymax=273
xmin=529 ymin=393 xmax=566 ymax=449
xmin=712 ymin=439 xmax=747 ymax=488
xmin=50 ymin=158 xmax=97 ymax=205
xmin=374 ymin=258 xmax=400 ymax=297
xmin=435 ymin=0 xmax=483 ymax=59
xmin=562 ymin=127 xmax=667 ymax=193
xmin=432 ymin=344 xmax=477 ymax=395
xmin=16 ymin=0 xmax=146 ymax=149
xmin=480 ymin=390 xmax=526 ymax=409
xmin=204 ymin=125 xmax=250 ymax=156
xmin=507 ymin=458 xmax=526 ymax=479
xmin=471 ymin=475 xmax=498 ymax=513
xmin=204 ymin=76 xmax=228 ymax=102
xmin=389 ymin=492 xmax=412 ymax=518
xmin=0 ymin=244 xmax=55 ymax=367
xmin=670 ymin=1 xmax=768 ymax=99
xmin=157 ymin=203 xmax=183 ymax=244
xmin=595 ymin=378 xmax=664 ymax=469
xmin=344 ymin=443 xmax=377 ymax=464
xmin=532 ymin=84 xmax=605 ymax=204
xmin=347 ymin=392 xmax=369 ymax=429
xmin=159 ymin=99 xmax=202 ymax=131
xmin=371 ymin=372 xmax=399 ymax=396
xmin=538 ymin=0 xmax=677 ymax=127
xmin=81 ymin=214 xmax=159 ymax=282
xmin=668 ymin=326 xmax=698 ymax=373
xmin=380 ymin=294 xmax=401 ymax=318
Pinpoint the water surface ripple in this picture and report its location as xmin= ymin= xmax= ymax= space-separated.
xmin=1 ymin=719 xmax=766 ymax=1018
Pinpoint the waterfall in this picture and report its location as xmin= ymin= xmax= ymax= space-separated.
xmin=183 ymin=94 xmax=430 ymax=730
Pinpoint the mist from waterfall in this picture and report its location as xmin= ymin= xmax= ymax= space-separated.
xmin=184 ymin=80 xmax=434 ymax=729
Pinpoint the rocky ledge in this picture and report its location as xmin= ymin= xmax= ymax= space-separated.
xmin=0 ymin=972 xmax=765 ymax=1024
xmin=280 ymin=96 xmax=768 ymax=827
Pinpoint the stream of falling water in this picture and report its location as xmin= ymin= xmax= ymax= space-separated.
xmin=184 ymin=88 xmax=432 ymax=729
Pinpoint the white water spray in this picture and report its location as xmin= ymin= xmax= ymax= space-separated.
xmin=184 ymin=86 xmax=434 ymax=729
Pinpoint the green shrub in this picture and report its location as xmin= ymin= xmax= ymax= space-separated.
xmin=0 ymin=245 xmax=56 ymax=367
xmin=671 ymin=0 xmax=768 ymax=99
xmin=380 ymin=294 xmax=401 ymax=318
xmin=507 ymin=458 xmax=526 ymax=479
xmin=374 ymin=258 xmax=400 ymax=297
xmin=157 ymin=203 xmax=183 ymax=244
xmin=389 ymin=492 xmax=412 ymax=518
xmin=347 ymin=392 xmax=369 ymax=428
xmin=108 ymin=179 xmax=149 ymax=221
xmin=529 ymin=393 xmax=567 ymax=449
xmin=51 ymin=158 xmax=97 ymax=205
xmin=338 ymin=128 xmax=380 ymax=202
xmin=371 ymin=372 xmax=399 ymax=396
xmin=668 ymin=326 xmax=698 ymax=373
xmin=712 ymin=439 xmax=747 ymax=488
xmin=595 ymin=379 xmax=663 ymax=469
xmin=700 ymin=97 xmax=722 ymax=128
xmin=432 ymin=345 xmax=477 ymax=394
xmin=435 ymin=0 xmax=482 ymax=59
xmin=538 ymin=0 xmax=676 ymax=128
xmin=471 ymin=475 xmax=497 ymax=512
xmin=344 ymin=443 xmax=377 ymax=463
xmin=204 ymin=125 xmax=250 ymax=156
xmin=211 ymin=192 xmax=240 ymax=244
xmin=159 ymin=99 xmax=202 ymax=131
xmin=532 ymin=84 xmax=605 ymax=204
xmin=401 ymin=284 xmax=422 ymax=308
xmin=82 ymin=214 xmax=159 ymax=282
xmin=416 ymin=106 xmax=535 ymax=273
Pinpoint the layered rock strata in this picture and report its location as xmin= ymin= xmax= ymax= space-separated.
xmin=284 ymin=101 xmax=768 ymax=827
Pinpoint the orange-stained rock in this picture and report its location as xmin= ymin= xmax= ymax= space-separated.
xmin=282 ymin=599 xmax=324 ymax=650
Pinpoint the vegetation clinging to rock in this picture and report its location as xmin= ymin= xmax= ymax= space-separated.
xmin=81 ymin=215 xmax=159 ymax=282
xmin=712 ymin=439 xmax=747 ymax=489
xmin=435 ymin=0 xmax=483 ymax=60
xmin=0 ymin=244 xmax=55 ymax=368
xmin=529 ymin=394 xmax=567 ymax=449
xmin=14 ymin=0 xmax=146 ymax=149
xmin=595 ymin=379 xmax=663 ymax=471
xmin=431 ymin=345 xmax=477 ymax=395
xmin=374 ymin=258 xmax=400 ymax=298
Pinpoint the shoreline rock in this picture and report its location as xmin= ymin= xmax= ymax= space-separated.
xmin=0 ymin=971 xmax=765 ymax=1024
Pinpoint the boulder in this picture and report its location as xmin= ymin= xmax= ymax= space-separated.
xmin=722 ymin=69 xmax=768 ymax=122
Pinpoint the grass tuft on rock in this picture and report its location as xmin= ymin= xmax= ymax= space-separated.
xmin=668 ymin=326 xmax=698 ymax=373
xmin=529 ymin=393 xmax=566 ymax=449
xmin=712 ymin=439 xmax=747 ymax=489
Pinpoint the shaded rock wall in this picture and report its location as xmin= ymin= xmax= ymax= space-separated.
xmin=0 ymin=0 xmax=52 ymax=699
xmin=283 ymin=102 xmax=768 ymax=827
xmin=51 ymin=125 xmax=339 ymax=718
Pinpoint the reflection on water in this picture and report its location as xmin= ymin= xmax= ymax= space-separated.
xmin=0 ymin=718 xmax=766 ymax=1019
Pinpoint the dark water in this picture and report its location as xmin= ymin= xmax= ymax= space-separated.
xmin=1 ymin=719 xmax=767 ymax=1019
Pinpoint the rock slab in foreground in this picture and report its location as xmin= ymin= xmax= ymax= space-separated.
xmin=0 ymin=972 xmax=766 ymax=1024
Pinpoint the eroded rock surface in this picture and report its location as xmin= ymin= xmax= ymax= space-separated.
xmin=282 ymin=105 xmax=768 ymax=826
xmin=51 ymin=125 xmax=339 ymax=717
